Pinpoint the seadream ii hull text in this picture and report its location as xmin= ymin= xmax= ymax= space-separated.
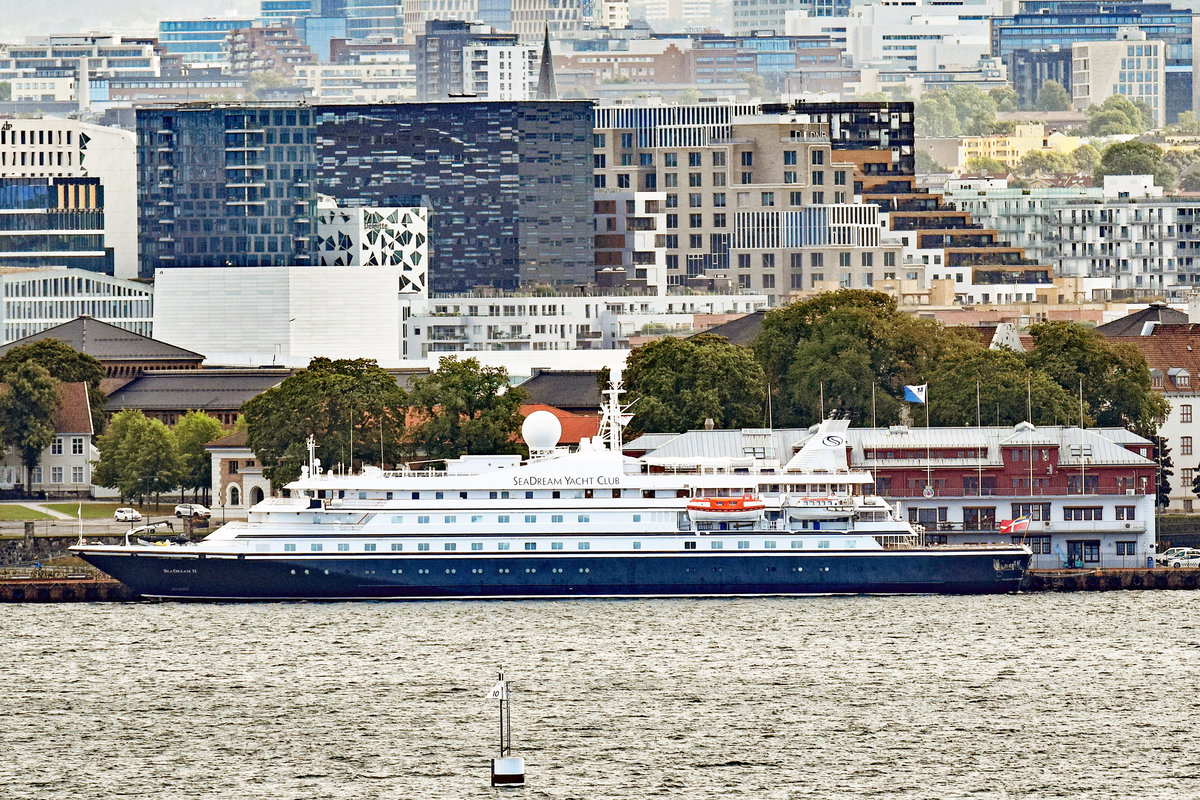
xmin=75 ymin=546 xmax=1030 ymax=601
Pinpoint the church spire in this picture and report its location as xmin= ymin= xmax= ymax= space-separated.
xmin=536 ymin=25 xmax=557 ymax=100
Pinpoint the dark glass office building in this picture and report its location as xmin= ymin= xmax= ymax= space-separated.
xmin=137 ymin=101 xmax=595 ymax=292
xmin=992 ymin=0 xmax=1196 ymax=122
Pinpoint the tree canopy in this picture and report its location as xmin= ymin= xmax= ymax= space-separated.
xmin=1025 ymin=321 xmax=1168 ymax=433
xmin=404 ymin=357 xmax=526 ymax=463
xmin=915 ymin=86 xmax=1010 ymax=138
xmin=93 ymin=409 xmax=181 ymax=504
xmin=173 ymin=410 xmax=226 ymax=503
xmin=926 ymin=347 xmax=1075 ymax=427
xmin=0 ymin=338 xmax=106 ymax=430
xmin=1034 ymin=80 xmax=1071 ymax=112
xmin=622 ymin=334 xmax=766 ymax=437
xmin=4 ymin=362 xmax=59 ymax=493
xmin=1095 ymin=140 xmax=1175 ymax=188
xmin=1086 ymin=95 xmax=1151 ymax=136
xmin=1014 ymin=149 xmax=1073 ymax=176
xmin=964 ymin=155 xmax=1007 ymax=175
xmin=243 ymin=357 xmax=408 ymax=485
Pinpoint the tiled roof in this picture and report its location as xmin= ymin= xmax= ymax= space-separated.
xmin=1109 ymin=324 xmax=1200 ymax=394
xmin=0 ymin=380 xmax=92 ymax=434
xmin=0 ymin=316 xmax=203 ymax=363
xmin=518 ymin=370 xmax=602 ymax=413
xmin=106 ymin=369 xmax=289 ymax=413
xmin=1096 ymin=304 xmax=1188 ymax=337
xmin=689 ymin=310 xmax=766 ymax=347
xmin=207 ymin=429 xmax=248 ymax=449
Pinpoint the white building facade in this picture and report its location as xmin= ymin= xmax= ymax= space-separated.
xmin=1072 ymin=29 xmax=1166 ymax=128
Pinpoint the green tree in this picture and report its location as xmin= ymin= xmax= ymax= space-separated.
xmin=622 ymin=334 xmax=766 ymax=437
xmin=1151 ymin=434 xmax=1173 ymax=509
xmin=173 ymin=410 xmax=225 ymax=504
xmin=247 ymin=70 xmax=291 ymax=99
xmin=989 ymin=85 xmax=1019 ymax=113
xmin=751 ymin=291 xmax=970 ymax=427
xmin=243 ymin=357 xmax=407 ymax=486
xmin=405 ymin=357 xmax=525 ymax=463
xmin=1169 ymin=110 xmax=1200 ymax=136
xmin=4 ymin=362 xmax=59 ymax=495
xmin=964 ymin=155 xmax=1007 ymax=174
xmin=0 ymin=338 xmax=106 ymax=431
xmin=915 ymin=149 xmax=945 ymax=174
xmin=678 ymin=88 xmax=700 ymax=105
xmin=915 ymin=92 xmax=961 ymax=137
xmin=1035 ymin=80 xmax=1071 ymax=112
xmin=1015 ymin=150 xmax=1072 ymax=176
xmin=1095 ymin=140 xmax=1175 ymax=189
xmin=0 ymin=82 xmax=10 ymax=102
xmin=93 ymin=409 xmax=181 ymax=503
xmin=1026 ymin=321 xmax=1168 ymax=433
xmin=927 ymin=348 xmax=1075 ymax=426
xmin=1087 ymin=95 xmax=1147 ymax=136
xmin=948 ymin=85 xmax=1002 ymax=135
xmin=1069 ymin=143 xmax=1101 ymax=173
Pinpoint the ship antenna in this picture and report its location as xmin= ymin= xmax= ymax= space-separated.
xmin=598 ymin=377 xmax=632 ymax=452
xmin=307 ymin=434 xmax=319 ymax=475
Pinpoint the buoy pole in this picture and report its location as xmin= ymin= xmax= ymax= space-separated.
xmin=489 ymin=669 xmax=525 ymax=787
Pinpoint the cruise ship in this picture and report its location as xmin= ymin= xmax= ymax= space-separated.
xmin=72 ymin=386 xmax=1030 ymax=600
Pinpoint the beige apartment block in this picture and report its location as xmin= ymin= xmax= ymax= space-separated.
xmin=1072 ymin=29 xmax=1166 ymax=128
xmin=593 ymin=110 xmax=904 ymax=305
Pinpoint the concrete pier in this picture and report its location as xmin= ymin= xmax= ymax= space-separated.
xmin=1023 ymin=568 xmax=1200 ymax=592
xmin=0 ymin=568 xmax=137 ymax=602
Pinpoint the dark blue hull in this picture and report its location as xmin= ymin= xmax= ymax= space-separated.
xmin=75 ymin=548 xmax=1031 ymax=600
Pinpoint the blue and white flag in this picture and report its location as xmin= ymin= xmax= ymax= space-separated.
xmin=904 ymin=384 xmax=927 ymax=404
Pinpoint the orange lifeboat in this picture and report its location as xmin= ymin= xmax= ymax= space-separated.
xmin=686 ymin=495 xmax=766 ymax=522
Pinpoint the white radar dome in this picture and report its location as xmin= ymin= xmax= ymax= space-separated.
xmin=522 ymin=410 xmax=562 ymax=451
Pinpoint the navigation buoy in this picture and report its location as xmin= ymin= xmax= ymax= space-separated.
xmin=487 ymin=669 xmax=525 ymax=787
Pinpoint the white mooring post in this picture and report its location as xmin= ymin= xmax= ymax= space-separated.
xmin=488 ymin=669 xmax=525 ymax=787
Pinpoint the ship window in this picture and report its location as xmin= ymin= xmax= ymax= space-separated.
xmin=525 ymin=491 xmax=534 ymax=499
xmin=436 ymin=492 xmax=444 ymax=499
xmin=501 ymin=491 xmax=510 ymax=499
xmin=460 ymin=492 xmax=467 ymax=499
xmin=411 ymin=492 xmax=419 ymax=500
xmin=391 ymin=515 xmax=404 ymax=524
xmin=284 ymin=543 xmax=296 ymax=552
xmin=498 ymin=542 xmax=511 ymax=550
xmin=525 ymin=542 xmax=537 ymax=550
xmin=642 ymin=490 xmax=655 ymax=498
xmin=445 ymin=543 xmax=456 ymax=551
xmin=791 ymin=540 xmax=802 ymax=548
xmin=391 ymin=543 xmax=402 ymax=551
xmin=764 ymin=541 xmax=776 ymax=548
xmin=633 ymin=541 xmax=642 ymax=550
xmin=364 ymin=543 xmax=376 ymax=552
xmin=710 ymin=541 xmax=723 ymax=549
xmin=552 ymin=542 xmax=563 ymax=550
xmin=490 ymin=491 xmax=498 ymax=499
xmin=311 ymin=544 xmax=322 ymax=551
xmin=633 ymin=514 xmax=641 ymax=522
xmin=386 ymin=492 xmax=393 ymax=500
xmin=499 ymin=515 xmax=510 ymax=523
xmin=525 ymin=515 xmax=536 ymax=523
xmin=818 ymin=540 xmax=830 ymax=549
xmin=552 ymin=491 xmax=560 ymax=498
xmin=418 ymin=543 xmax=430 ymax=551
xmin=685 ymin=541 xmax=697 ymax=549
xmin=471 ymin=542 xmax=483 ymax=551
xmin=418 ymin=515 xmax=430 ymax=524
xmin=472 ymin=515 xmax=483 ymax=523
xmin=444 ymin=515 xmax=456 ymax=523
xmin=578 ymin=514 xmax=590 ymax=523
xmin=847 ymin=540 xmax=856 ymax=548
xmin=551 ymin=514 xmax=563 ymax=523
xmin=738 ymin=541 xmax=750 ymax=549
xmin=338 ymin=543 xmax=349 ymax=551
xmin=359 ymin=492 xmax=367 ymax=499
xmin=578 ymin=542 xmax=590 ymax=550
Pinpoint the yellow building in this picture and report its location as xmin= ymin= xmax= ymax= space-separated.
xmin=957 ymin=124 xmax=1082 ymax=170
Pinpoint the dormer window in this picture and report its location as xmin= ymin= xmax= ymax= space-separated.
xmin=1151 ymin=369 xmax=1164 ymax=389
xmin=1169 ymin=367 xmax=1190 ymax=388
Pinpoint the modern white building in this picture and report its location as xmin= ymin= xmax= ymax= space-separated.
xmin=0 ymin=116 xmax=138 ymax=280
xmin=292 ymin=56 xmax=416 ymax=102
xmin=462 ymin=43 xmax=540 ymax=100
xmin=315 ymin=199 xmax=429 ymax=294
xmin=0 ymin=268 xmax=154 ymax=344
xmin=1072 ymin=28 xmax=1166 ymax=128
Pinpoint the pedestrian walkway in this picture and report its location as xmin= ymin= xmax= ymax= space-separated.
xmin=20 ymin=503 xmax=73 ymax=520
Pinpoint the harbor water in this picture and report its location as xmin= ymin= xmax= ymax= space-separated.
xmin=2 ymin=593 xmax=1198 ymax=800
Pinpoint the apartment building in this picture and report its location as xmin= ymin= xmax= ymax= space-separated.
xmin=1072 ymin=29 xmax=1166 ymax=128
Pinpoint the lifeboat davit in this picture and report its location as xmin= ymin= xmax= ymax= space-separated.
xmin=686 ymin=495 xmax=766 ymax=523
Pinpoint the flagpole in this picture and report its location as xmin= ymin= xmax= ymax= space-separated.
xmin=976 ymin=380 xmax=982 ymax=497
xmin=926 ymin=390 xmax=931 ymax=493
xmin=819 ymin=382 xmax=824 ymax=421
xmin=871 ymin=385 xmax=877 ymax=494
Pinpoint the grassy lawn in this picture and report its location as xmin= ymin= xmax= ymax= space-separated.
xmin=44 ymin=502 xmax=147 ymax=520
xmin=0 ymin=504 xmax=54 ymax=520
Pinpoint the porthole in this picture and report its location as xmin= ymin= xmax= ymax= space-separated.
xmin=304 ymin=569 xmax=310 ymax=575
xmin=290 ymin=569 xmax=296 ymax=575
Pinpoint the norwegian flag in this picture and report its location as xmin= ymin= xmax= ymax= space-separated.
xmin=1000 ymin=516 xmax=1030 ymax=535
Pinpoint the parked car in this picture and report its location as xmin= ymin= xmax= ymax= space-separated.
xmin=1168 ymin=550 xmax=1200 ymax=568
xmin=1155 ymin=547 xmax=1195 ymax=566
xmin=174 ymin=503 xmax=211 ymax=520
xmin=114 ymin=507 xmax=142 ymax=522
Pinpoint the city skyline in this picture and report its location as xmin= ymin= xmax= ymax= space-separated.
xmin=0 ymin=1 xmax=255 ymax=44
